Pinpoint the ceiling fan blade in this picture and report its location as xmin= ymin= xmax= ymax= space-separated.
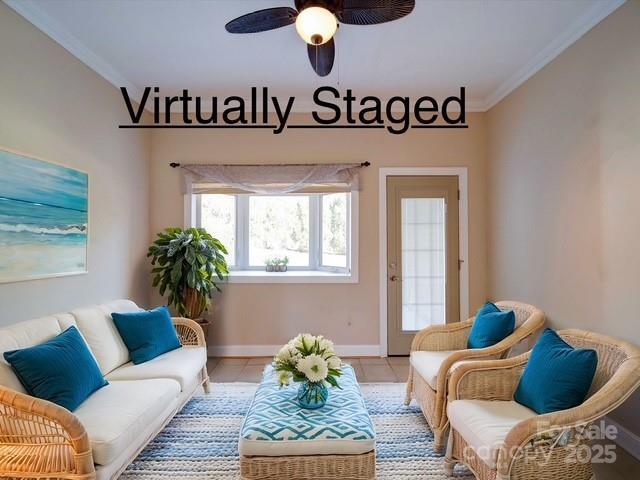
xmin=225 ymin=7 xmax=298 ymax=34
xmin=337 ymin=0 xmax=415 ymax=25
xmin=307 ymin=38 xmax=335 ymax=77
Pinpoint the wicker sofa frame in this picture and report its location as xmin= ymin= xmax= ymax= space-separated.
xmin=444 ymin=329 xmax=640 ymax=480
xmin=0 ymin=317 xmax=209 ymax=480
xmin=405 ymin=301 xmax=545 ymax=451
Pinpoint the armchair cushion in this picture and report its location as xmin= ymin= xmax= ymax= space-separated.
xmin=448 ymin=399 xmax=536 ymax=468
xmin=3 ymin=326 xmax=107 ymax=411
xmin=410 ymin=350 xmax=456 ymax=389
xmin=111 ymin=306 xmax=181 ymax=364
xmin=467 ymin=302 xmax=515 ymax=349
xmin=514 ymin=328 xmax=597 ymax=414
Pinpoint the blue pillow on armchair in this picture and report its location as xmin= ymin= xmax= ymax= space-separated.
xmin=3 ymin=326 xmax=107 ymax=411
xmin=467 ymin=301 xmax=516 ymax=349
xmin=111 ymin=306 xmax=181 ymax=364
xmin=515 ymin=328 xmax=597 ymax=414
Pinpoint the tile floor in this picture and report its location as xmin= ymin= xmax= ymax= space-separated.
xmin=206 ymin=356 xmax=640 ymax=479
xmin=207 ymin=356 xmax=409 ymax=383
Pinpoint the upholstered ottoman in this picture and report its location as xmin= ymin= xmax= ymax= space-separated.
xmin=239 ymin=364 xmax=375 ymax=480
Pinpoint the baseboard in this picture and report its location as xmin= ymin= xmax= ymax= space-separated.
xmin=603 ymin=416 xmax=640 ymax=461
xmin=208 ymin=344 xmax=381 ymax=358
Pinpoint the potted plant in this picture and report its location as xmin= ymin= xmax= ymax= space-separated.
xmin=148 ymin=227 xmax=229 ymax=339
xmin=278 ymin=256 xmax=289 ymax=272
xmin=265 ymin=257 xmax=278 ymax=272
xmin=265 ymin=256 xmax=289 ymax=272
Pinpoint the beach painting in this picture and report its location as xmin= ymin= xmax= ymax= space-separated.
xmin=0 ymin=149 xmax=88 ymax=283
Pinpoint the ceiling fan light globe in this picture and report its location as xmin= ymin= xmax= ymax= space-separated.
xmin=295 ymin=7 xmax=337 ymax=45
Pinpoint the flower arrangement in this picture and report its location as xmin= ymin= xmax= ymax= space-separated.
xmin=273 ymin=334 xmax=342 ymax=388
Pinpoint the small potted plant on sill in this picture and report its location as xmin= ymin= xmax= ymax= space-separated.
xmin=148 ymin=227 xmax=229 ymax=340
xmin=265 ymin=256 xmax=289 ymax=272
xmin=265 ymin=257 xmax=278 ymax=272
xmin=277 ymin=256 xmax=289 ymax=272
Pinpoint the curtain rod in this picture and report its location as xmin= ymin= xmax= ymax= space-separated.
xmin=169 ymin=161 xmax=370 ymax=168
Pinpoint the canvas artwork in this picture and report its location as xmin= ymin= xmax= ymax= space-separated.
xmin=0 ymin=149 xmax=88 ymax=283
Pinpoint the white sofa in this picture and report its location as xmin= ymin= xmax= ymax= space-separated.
xmin=0 ymin=299 xmax=209 ymax=480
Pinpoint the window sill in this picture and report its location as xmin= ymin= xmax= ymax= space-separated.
xmin=227 ymin=270 xmax=358 ymax=284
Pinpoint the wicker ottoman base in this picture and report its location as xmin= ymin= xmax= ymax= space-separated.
xmin=240 ymin=450 xmax=376 ymax=480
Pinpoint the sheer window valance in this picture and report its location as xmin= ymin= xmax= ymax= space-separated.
xmin=179 ymin=163 xmax=364 ymax=195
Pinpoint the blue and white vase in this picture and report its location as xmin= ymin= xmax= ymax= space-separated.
xmin=297 ymin=381 xmax=328 ymax=409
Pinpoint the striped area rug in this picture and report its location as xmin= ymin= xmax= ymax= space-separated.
xmin=121 ymin=383 xmax=473 ymax=479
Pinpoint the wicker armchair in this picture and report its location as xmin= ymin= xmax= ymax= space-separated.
xmin=0 ymin=317 xmax=207 ymax=480
xmin=444 ymin=329 xmax=640 ymax=480
xmin=405 ymin=301 xmax=545 ymax=451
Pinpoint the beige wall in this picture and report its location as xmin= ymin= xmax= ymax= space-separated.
xmin=150 ymin=113 xmax=488 ymax=348
xmin=487 ymin=2 xmax=640 ymax=434
xmin=0 ymin=4 xmax=150 ymax=323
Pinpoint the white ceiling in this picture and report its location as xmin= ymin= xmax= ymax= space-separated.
xmin=5 ymin=0 xmax=624 ymax=111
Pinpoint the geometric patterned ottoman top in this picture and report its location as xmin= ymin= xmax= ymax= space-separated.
xmin=239 ymin=364 xmax=375 ymax=457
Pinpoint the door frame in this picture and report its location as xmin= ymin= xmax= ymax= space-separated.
xmin=378 ymin=167 xmax=469 ymax=357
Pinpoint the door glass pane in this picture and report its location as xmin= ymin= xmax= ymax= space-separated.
xmin=200 ymin=194 xmax=236 ymax=266
xmin=401 ymin=198 xmax=446 ymax=331
xmin=249 ymin=195 xmax=310 ymax=266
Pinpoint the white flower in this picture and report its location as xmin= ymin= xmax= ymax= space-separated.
xmin=296 ymin=354 xmax=329 ymax=383
xmin=275 ymin=346 xmax=292 ymax=363
xmin=277 ymin=370 xmax=293 ymax=387
xmin=319 ymin=337 xmax=334 ymax=353
xmin=288 ymin=345 xmax=302 ymax=361
xmin=294 ymin=333 xmax=316 ymax=351
xmin=327 ymin=356 xmax=342 ymax=370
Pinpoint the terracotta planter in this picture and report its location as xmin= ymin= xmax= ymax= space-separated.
xmin=184 ymin=287 xmax=208 ymax=319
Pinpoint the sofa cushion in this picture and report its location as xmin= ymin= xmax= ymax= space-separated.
xmin=74 ymin=378 xmax=180 ymax=466
xmin=56 ymin=313 xmax=78 ymax=331
xmin=3 ymin=326 xmax=107 ymax=411
xmin=71 ymin=300 xmax=141 ymax=374
xmin=448 ymin=399 xmax=536 ymax=469
xmin=0 ymin=315 xmax=64 ymax=393
xmin=410 ymin=350 xmax=456 ymax=389
xmin=106 ymin=346 xmax=206 ymax=391
xmin=111 ymin=306 xmax=181 ymax=364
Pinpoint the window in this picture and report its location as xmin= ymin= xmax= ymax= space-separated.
xmin=193 ymin=192 xmax=356 ymax=280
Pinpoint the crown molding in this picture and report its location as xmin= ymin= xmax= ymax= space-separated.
xmin=4 ymin=0 xmax=625 ymax=114
xmin=483 ymin=0 xmax=625 ymax=111
xmin=3 ymin=0 xmax=143 ymax=103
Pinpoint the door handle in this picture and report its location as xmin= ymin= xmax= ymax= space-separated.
xmin=389 ymin=275 xmax=400 ymax=282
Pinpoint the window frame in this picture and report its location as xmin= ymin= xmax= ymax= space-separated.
xmin=187 ymin=191 xmax=358 ymax=283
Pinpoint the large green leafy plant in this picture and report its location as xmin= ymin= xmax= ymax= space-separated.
xmin=148 ymin=227 xmax=229 ymax=318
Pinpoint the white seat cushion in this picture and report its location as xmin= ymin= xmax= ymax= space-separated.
xmin=106 ymin=346 xmax=206 ymax=391
xmin=71 ymin=300 xmax=141 ymax=375
xmin=410 ymin=350 xmax=456 ymax=389
xmin=74 ymin=379 xmax=180 ymax=466
xmin=448 ymin=399 xmax=537 ymax=469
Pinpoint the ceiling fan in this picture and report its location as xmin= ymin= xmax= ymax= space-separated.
xmin=225 ymin=0 xmax=415 ymax=77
